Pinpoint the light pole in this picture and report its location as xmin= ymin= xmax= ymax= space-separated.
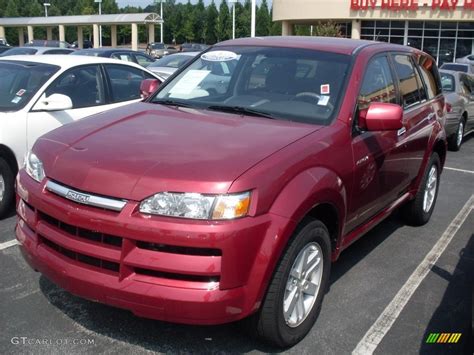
xmin=154 ymin=0 xmax=164 ymax=43
xmin=229 ymin=0 xmax=237 ymax=39
xmin=95 ymin=0 xmax=102 ymax=47
xmin=251 ymin=0 xmax=256 ymax=37
xmin=43 ymin=3 xmax=50 ymax=17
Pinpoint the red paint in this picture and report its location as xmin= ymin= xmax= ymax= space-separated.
xmin=363 ymin=102 xmax=403 ymax=131
xmin=16 ymin=38 xmax=447 ymax=325
xmin=140 ymin=78 xmax=160 ymax=99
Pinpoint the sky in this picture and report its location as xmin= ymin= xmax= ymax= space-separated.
xmin=117 ymin=0 xmax=271 ymax=8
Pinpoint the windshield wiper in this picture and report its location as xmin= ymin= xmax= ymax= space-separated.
xmin=153 ymin=99 xmax=194 ymax=108
xmin=206 ymin=105 xmax=275 ymax=119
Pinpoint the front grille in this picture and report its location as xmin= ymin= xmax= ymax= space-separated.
xmin=38 ymin=211 xmax=122 ymax=248
xmin=40 ymin=235 xmax=120 ymax=273
xmin=136 ymin=241 xmax=221 ymax=256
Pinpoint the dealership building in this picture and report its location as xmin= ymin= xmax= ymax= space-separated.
xmin=273 ymin=0 xmax=474 ymax=65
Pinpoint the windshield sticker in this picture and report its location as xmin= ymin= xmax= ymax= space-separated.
xmin=169 ymin=70 xmax=211 ymax=96
xmin=201 ymin=51 xmax=238 ymax=62
xmin=317 ymin=95 xmax=330 ymax=106
xmin=320 ymin=84 xmax=330 ymax=95
xmin=16 ymin=89 xmax=26 ymax=96
xmin=11 ymin=96 xmax=22 ymax=104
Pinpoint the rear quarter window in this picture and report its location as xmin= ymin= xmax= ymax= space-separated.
xmin=415 ymin=55 xmax=442 ymax=99
xmin=392 ymin=54 xmax=423 ymax=109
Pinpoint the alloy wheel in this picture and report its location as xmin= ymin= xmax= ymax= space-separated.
xmin=456 ymin=121 xmax=464 ymax=148
xmin=0 ymin=173 xmax=4 ymax=202
xmin=423 ymin=165 xmax=438 ymax=213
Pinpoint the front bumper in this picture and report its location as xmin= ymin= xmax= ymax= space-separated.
xmin=16 ymin=170 xmax=292 ymax=324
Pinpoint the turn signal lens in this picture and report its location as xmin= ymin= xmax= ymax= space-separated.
xmin=212 ymin=192 xmax=251 ymax=220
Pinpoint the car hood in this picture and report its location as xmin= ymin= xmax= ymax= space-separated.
xmin=37 ymin=102 xmax=320 ymax=201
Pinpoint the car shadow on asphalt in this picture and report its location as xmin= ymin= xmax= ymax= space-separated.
xmin=38 ymin=213 xmax=405 ymax=353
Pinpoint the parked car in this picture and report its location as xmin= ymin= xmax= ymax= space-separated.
xmin=26 ymin=40 xmax=72 ymax=48
xmin=16 ymin=37 xmax=447 ymax=347
xmin=180 ymin=42 xmax=209 ymax=52
xmin=0 ymin=38 xmax=10 ymax=46
xmin=440 ymin=70 xmax=474 ymax=151
xmin=439 ymin=62 xmax=474 ymax=74
xmin=72 ymin=48 xmax=156 ymax=67
xmin=456 ymin=54 xmax=474 ymax=65
xmin=0 ymin=46 xmax=74 ymax=57
xmin=0 ymin=44 xmax=11 ymax=54
xmin=0 ymin=55 xmax=162 ymax=217
xmin=70 ymin=40 xmax=93 ymax=49
xmin=147 ymin=51 xmax=199 ymax=79
xmin=146 ymin=42 xmax=179 ymax=58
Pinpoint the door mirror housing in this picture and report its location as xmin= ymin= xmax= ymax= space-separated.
xmin=360 ymin=102 xmax=403 ymax=131
xmin=33 ymin=93 xmax=73 ymax=111
xmin=140 ymin=79 xmax=161 ymax=99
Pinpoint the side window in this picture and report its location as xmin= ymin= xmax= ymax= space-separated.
xmin=134 ymin=54 xmax=154 ymax=67
xmin=44 ymin=49 xmax=73 ymax=55
xmin=45 ymin=65 xmax=105 ymax=109
xmin=358 ymin=56 xmax=397 ymax=111
xmin=412 ymin=58 xmax=427 ymax=102
xmin=105 ymin=64 xmax=148 ymax=103
xmin=111 ymin=53 xmax=133 ymax=62
xmin=392 ymin=54 xmax=422 ymax=109
xmin=416 ymin=55 xmax=442 ymax=99
xmin=460 ymin=74 xmax=473 ymax=95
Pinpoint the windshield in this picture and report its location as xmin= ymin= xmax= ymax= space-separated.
xmin=153 ymin=46 xmax=351 ymax=125
xmin=0 ymin=48 xmax=37 ymax=56
xmin=0 ymin=61 xmax=59 ymax=112
xmin=149 ymin=54 xmax=194 ymax=69
xmin=150 ymin=43 xmax=165 ymax=49
xmin=440 ymin=73 xmax=455 ymax=92
xmin=441 ymin=64 xmax=468 ymax=73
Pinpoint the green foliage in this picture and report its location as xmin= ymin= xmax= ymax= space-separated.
xmin=0 ymin=0 xmax=285 ymax=46
xmin=295 ymin=22 xmax=342 ymax=38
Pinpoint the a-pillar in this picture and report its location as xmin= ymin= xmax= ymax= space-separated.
xmin=281 ymin=21 xmax=293 ymax=36
xmin=77 ymin=26 xmax=83 ymax=49
xmin=27 ymin=25 xmax=34 ymax=43
xmin=18 ymin=28 xmax=25 ymax=46
xmin=148 ymin=24 xmax=155 ymax=44
xmin=351 ymin=20 xmax=361 ymax=39
xmin=59 ymin=25 xmax=65 ymax=42
xmin=93 ymin=24 xmax=100 ymax=48
xmin=46 ymin=27 xmax=53 ymax=40
xmin=0 ymin=26 xmax=5 ymax=40
xmin=111 ymin=25 xmax=117 ymax=48
xmin=131 ymin=23 xmax=138 ymax=51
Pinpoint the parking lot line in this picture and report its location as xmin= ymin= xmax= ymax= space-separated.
xmin=352 ymin=194 xmax=474 ymax=355
xmin=444 ymin=166 xmax=474 ymax=174
xmin=0 ymin=239 xmax=19 ymax=251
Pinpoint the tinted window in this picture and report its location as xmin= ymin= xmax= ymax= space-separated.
xmin=392 ymin=55 xmax=422 ymax=108
xmin=0 ymin=62 xmax=59 ymax=111
xmin=111 ymin=53 xmax=134 ymax=62
xmin=1 ymin=47 xmax=37 ymax=56
xmin=43 ymin=49 xmax=73 ymax=55
xmin=150 ymin=54 xmax=193 ymax=69
xmin=358 ymin=56 xmax=397 ymax=110
xmin=440 ymin=64 xmax=468 ymax=73
xmin=134 ymin=54 xmax=154 ymax=67
xmin=413 ymin=60 xmax=427 ymax=102
xmin=105 ymin=64 xmax=153 ymax=102
xmin=460 ymin=74 xmax=473 ymax=95
xmin=440 ymin=73 xmax=455 ymax=92
xmin=416 ymin=55 xmax=442 ymax=99
xmin=45 ymin=65 xmax=105 ymax=109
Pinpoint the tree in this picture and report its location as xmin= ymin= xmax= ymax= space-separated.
xmin=193 ymin=0 xmax=206 ymax=43
xmin=216 ymin=0 xmax=231 ymax=42
xmin=235 ymin=1 xmax=251 ymax=38
xmin=312 ymin=21 xmax=342 ymax=37
xmin=256 ymin=0 xmax=271 ymax=36
xmin=205 ymin=1 xmax=218 ymax=44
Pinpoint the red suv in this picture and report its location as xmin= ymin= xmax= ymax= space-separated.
xmin=16 ymin=37 xmax=446 ymax=347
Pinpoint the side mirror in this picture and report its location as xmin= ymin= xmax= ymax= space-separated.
xmin=140 ymin=79 xmax=161 ymax=99
xmin=359 ymin=102 xmax=403 ymax=131
xmin=33 ymin=93 xmax=73 ymax=111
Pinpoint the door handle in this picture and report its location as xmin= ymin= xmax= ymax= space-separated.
xmin=427 ymin=113 xmax=436 ymax=121
xmin=397 ymin=127 xmax=406 ymax=136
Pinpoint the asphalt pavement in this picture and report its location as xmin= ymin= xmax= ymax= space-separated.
xmin=1 ymin=137 xmax=473 ymax=355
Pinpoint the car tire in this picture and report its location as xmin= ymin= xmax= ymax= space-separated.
xmin=448 ymin=118 xmax=465 ymax=152
xmin=402 ymin=153 xmax=440 ymax=226
xmin=0 ymin=157 xmax=15 ymax=219
xmin=250 ymin=218 xmax=331 ymax=348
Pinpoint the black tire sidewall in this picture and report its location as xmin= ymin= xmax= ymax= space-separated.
xmin=271 ymin=220 xmax=331 ymax=346
xmin=0 ymin=158 xmax=15 ymax=218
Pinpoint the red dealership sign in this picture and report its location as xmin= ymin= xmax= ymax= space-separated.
xmin=350 ymin=0 xmax=474 ymax=10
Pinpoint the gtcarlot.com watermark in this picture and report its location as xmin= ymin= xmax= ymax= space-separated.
xmin=11 ymin=337 xmax=95 ymax=346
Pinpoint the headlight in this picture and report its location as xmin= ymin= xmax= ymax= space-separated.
xmin=25 ymin=151 xmax=45 ymax=183
xmin=139 ymin=191 xmax=251 ymax=220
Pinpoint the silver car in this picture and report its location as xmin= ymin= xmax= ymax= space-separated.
xmin=0 ymin=46 xmax=74 ymax=57
xmin=440 ymin=70 xmax=474 ymax=151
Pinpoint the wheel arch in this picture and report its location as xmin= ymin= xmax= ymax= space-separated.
xmin=0 ymin=144 xmax=19 ymax=176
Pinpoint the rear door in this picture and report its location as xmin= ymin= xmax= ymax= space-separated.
xmin=390 ymin=53 xmax=435 ymax=186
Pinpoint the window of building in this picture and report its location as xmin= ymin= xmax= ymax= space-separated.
xmin=360 ymin=20 xmax=405 ymax=45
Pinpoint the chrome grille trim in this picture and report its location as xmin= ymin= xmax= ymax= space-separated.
xmin=45 ymin=180 xmax=127 ymax=212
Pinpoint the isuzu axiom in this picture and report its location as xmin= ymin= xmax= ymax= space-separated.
xmin=16 ymin=37 xmax=447 ymax=347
